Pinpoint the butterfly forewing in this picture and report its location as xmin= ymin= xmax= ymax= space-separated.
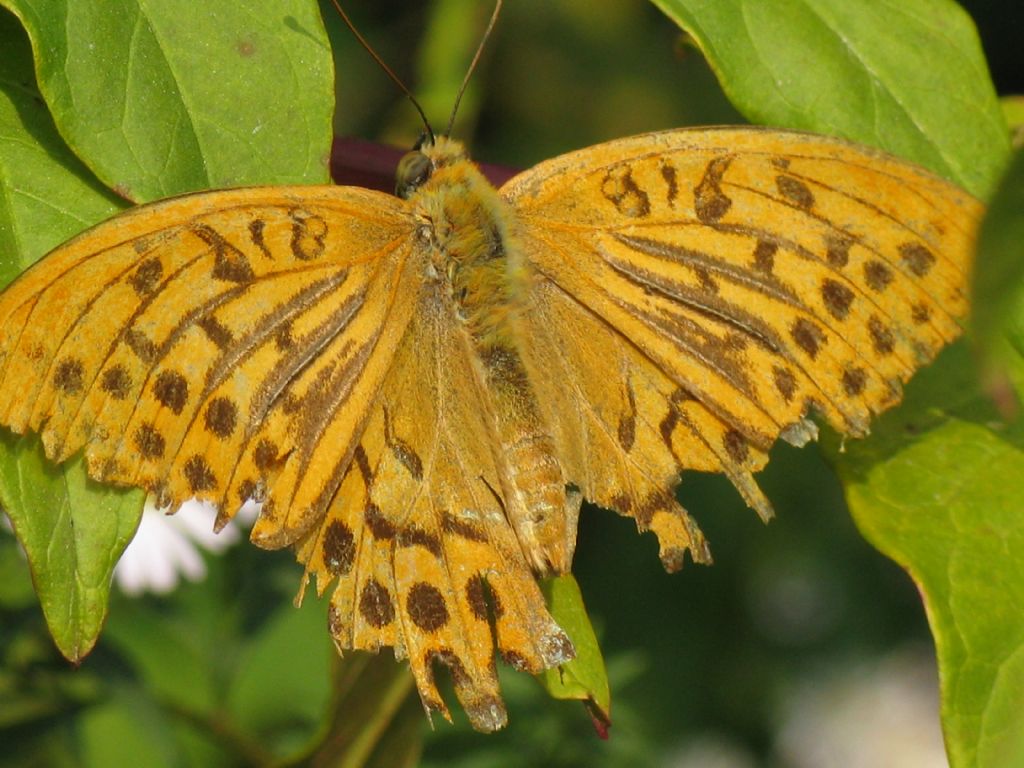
xmin=503 ymin=127 xmax=979 ymax=549
xmin=0 ymin=186 xmax=416 ymax=528
xmin=242 ymin=232 xmax=423 ymax=547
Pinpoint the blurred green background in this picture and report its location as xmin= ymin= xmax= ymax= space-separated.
xmin=1 ymin=0 xmax=1019 ymax=766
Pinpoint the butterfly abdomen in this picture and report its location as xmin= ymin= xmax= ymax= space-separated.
xmin=475 ymin=342 xmax=580 ymax=574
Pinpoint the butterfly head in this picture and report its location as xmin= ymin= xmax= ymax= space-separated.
xmin=395 ymin=135 xmax=470 ymax=199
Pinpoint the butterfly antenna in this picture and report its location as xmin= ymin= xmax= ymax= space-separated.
xmin=445 ymin=0 xmax=503 ymax=137
xmin=328 ymin=0 xmax=435 ymax=144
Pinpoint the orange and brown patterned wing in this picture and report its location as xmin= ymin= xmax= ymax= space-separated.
xmin=0 ymin=179 xmax=570 ymax=730
xmin=502 ymin=127 xmax=980 ymax=567
xmin=0 ymin=186 xmax=420 ymax=546
xmin=293 ymin=285 xmax=573 ymax=732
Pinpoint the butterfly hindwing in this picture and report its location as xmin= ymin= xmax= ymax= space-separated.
xmin=296 ymin=287 xmax=572 ymax=731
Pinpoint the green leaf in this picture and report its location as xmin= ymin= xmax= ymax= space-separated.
xmin=0 ymin=432 xmax=142 ymax=661
xmin=102 ymin=595 xmax=221 ymax=716
xmin=226 ymin=592 xmax=332 ymax=756
xmin=0 ymin=0 xmax=336 ymax=668
xmin=539 ymin=575 xmax=611 ymax=734
xmin=0 ymin=528 xmax=36 ymax=608
xmin=655 ymin=3 xmax=1016 ymax=763
xmin=0 ymin=0 xmax=334 ymax=202
xmin=77 ymin=687 xmax=182 ymax=768
xmin=0 ymin=6 xmax=135 ymax=662
xmin=651 ymin=0 xmax=1009 ymax=196
xmin=970 ymin=148 xmax=1024 ymax=388
xmin=1003 ymin=95 xmax=1024 ymax=143
xmin=833 ymin=343 xmax=1024 ymax=768
xmin=101 ymin=571 xmax=320 ymax=764
xmin=0 ymin=6 xmax=123 ymax=284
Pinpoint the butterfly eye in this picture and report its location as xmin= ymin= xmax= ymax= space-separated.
xmin=396 ymin=150 xmax=433 ymax=198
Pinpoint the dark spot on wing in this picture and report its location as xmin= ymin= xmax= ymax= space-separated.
xmin=899 ymin=242 xmax=935 ymax=277
xmin=53 ymin=358 xmax=84 ymax=394
xmin=129 ymin=258 xmax=163 ymax=295
xmin=694 ymin=156 xmax=733 ymax=223
xmin=134 ymin=423 xmax=165 ymax=459
xmin=153 ymin=370 xmax=188 ymax=414
xmin=776 ymin=175 xmax=814 ymax=209
xmin=323 ymin=521 xmax=355 ymax=575
xmin=842 ymin=366 xmax=867 ymax=396
xmin=100 ymin=365 xmax=132 ymax=399
xmin=204 ymin=397 xmax=238 ymax=438
xmin=183 ymin=454 xmax=216 ymax=492
xmin=359 ymin=579 xmax=395 ymax=627
xmin=864 ymin=261 xmax=894 ymax=292
xmin=773 ymin=365 xmax=796 ymax=402
xmin=868 ymin=315 xmax=895 ymax=355
xmin=821 ymin=278 xmax=855 ymax=320
xmin=723 ymin=428 xmax=749 ymax=464
xmin=753 ymin=239 xmax=777 ymax=273
xmin=407 ymin=582 xmax=449 ymax=631
xmin=791 ymin=318 xmax=826 ymax=358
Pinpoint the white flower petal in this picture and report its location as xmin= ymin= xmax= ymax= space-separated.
xmin=114 ymin=496 xmax=257 ymax=596
xmin=174 ymin=500 xmax=239 ymax=552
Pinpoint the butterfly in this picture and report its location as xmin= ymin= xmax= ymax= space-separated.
xmin=0 ymin=126 xmax=980 ymax=731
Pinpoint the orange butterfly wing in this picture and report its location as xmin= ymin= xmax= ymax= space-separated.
xmin=0 ymin=126 xmax=982 ymax=733
xmin=0 ymin=179 xmax=572 ymax=732
xmin=0 ymin=186 xmax=418 ymax=543
xmin=502 ymin=127 xmax=980 ymax=566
